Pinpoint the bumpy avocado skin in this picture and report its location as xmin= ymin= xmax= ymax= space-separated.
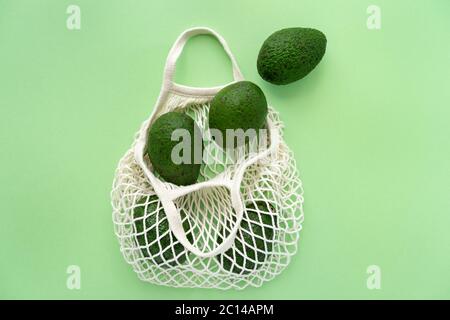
xmin=218 ymin=201 xmax=277 ymax=274
xmin=209 ymin=81 xmax=268 ymax=148
xmin=147 ymin=112 xmax=202 ymax=186
xmin=257 ymin=28 xmax=327 ymax=85
xmin=134 ymin=195 xmax=192 ymax=267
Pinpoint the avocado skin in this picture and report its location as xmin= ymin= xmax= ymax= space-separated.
xmin=147 ymin=112 xmax=202 ymax=186
xmin=257 ymin=28 xmax=327 ymax=85
xmin=209 ymin=81 xmax=267 ymax=148
xmin=218 ymin=201 xmax=277 ymax=274
xmin=134 ymin=195 xmax=192 ymax=267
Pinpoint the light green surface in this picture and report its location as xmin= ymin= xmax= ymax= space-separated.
xmin=1 ymin=0 xmax=449 ymax=299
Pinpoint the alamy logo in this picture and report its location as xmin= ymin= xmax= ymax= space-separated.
xmin=366 ymin=265 xmax=381 ymax=289
xmin=66 ymin=265 xmax=81 ymax=290
xmin=367 ymin=5 xmax=381 ymax=30
xmin=169 ymin=128 xmax=270 ymax=165
xmin=66 ymin=5 xmax=81 ymax=30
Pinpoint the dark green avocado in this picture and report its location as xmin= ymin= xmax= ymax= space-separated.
xmin=257 ymin=27 xmax=327 ymax=85
xmin=134 ymin=195 xmax=192 ymax=267
xmin=209 ymin=81 xmax=268 ymax=149
xmin=147 ymin=112 xmax=203 ymax=186
xmin=218 ymin=201 xmax=277 ymax=274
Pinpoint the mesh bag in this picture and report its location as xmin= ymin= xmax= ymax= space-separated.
xmin=111 ymin=27 xmax=304 ymax=289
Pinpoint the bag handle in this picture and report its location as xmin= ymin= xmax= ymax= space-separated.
xmin=162 ymin=27 xmax=244 ymax=86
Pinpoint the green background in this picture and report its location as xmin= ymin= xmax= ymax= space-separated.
xmin=1 ymin=0 xmax=449 ymax=299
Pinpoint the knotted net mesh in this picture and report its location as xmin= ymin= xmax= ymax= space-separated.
xmin=111 ymin=93 xmax=304 ymax=289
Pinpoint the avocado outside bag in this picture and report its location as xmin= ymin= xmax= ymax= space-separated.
xmin=111 ymin=27 xmax=304 ymax=289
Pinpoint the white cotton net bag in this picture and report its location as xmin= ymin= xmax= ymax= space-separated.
xmin=111 ymin=27 xmax=304 ymax=290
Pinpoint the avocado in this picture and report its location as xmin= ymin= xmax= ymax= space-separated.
xmin=218 ymin=201 xmax=277 ymax=274
xmin=209 ymin=81 xmax=268 ymax=148
xmin=257 ymin=28 xmax=327 ymax=85
xmin=134 ymin=195 xmax=192 ymax=267
xmin=147 ymin=112 xmax=203 ymax=185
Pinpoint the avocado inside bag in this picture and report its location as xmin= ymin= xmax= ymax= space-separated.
xmin=111 ymin=27 xmax=304 ymax=289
